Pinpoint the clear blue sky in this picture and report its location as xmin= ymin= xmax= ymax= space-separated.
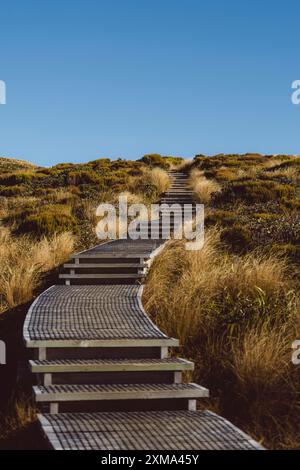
xmin=0 ymin=0 xmax=299 ymax=166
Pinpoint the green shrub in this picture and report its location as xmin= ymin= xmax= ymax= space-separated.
xmin=0 ymin=185 xmax=30 ymax=197
xmin=0 ymin=157 xmax=36 ymax=173
xmin=136 ymin=179 xmax=158 ymax=199
xmin=221 ymin=224 xmax=252 ymax=253
xmin=276 ymin=157 xmax=300 ymax=169
xmin=164 ymin=156 xmax=184 ymax=166
xmin=79 ymin=183 xmax=108 ymax=200
xmin=139 ymin=154 xmax=169 ymax=169
xmin=0 ymin=171 xmax=35 ymax=186
xmin=271 ymin=243 xmax=300 ymax=263
xmin=194 ymin=154 xmax=207 ymax=159
xmin=89 ymin=158 xmax=111 ymax=168
xmin=17 ymin=205 xmax=78 ymax=237
xmin=67 ymin=170 xmax=103 ymax=186
xmin=214 ymin=168 xmax=237 ymax=182
xmin=282 ymin=198 xmax=300 ymax=211
xmin=252 ymin=213 xmax=280 ymax=220
xmin=205 ymin=210 xmax=236 ymax=227
xmin=215 ymin=180 xmax=294 ymax=204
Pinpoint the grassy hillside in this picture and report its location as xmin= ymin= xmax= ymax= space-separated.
xmin=143 ymin=153 xmax=300 ymax=450
xmin=0 ymin=157 xmax=37 ymax=173
xmin=0 ymin=152 xmax=299 ymax=449
xmin=0 ymin=155 xmax=180 ymax=247
xmin=0 ymin=154 xmax=179 ymax=447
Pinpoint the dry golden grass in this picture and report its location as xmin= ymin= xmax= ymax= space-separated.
xmin=268 ymin=166 xmax=300 ymax=181
xmin=0 ymin=395 xmax=37 ymax=441
xmin=148 ymin=167 xmax=171 ymax=193
xmin=236 ymin=166 xmax=258 ymax=179
xmin=189 ymin=169 xmax=221 ymax=204
xmin=0 ymin=229 xmax=74 ymax=312
xmin=262 ymin=158 xmax=284 ymax=169
xmin=170 ymin=159 xmax=193 ymax=171
xmin=232 ymin=324 xmax=291 ymax=389
xmin=0 ymin=197 xmax=8 ymax=218
xmin=144 ymin=229 xmax=289 ymax=343
xmin=114 ymin=191 xmax=143 ymax=205
xmin=34 ymin=232 xmax=75 ymax=271
xmin=143 ymin=228 xmax=300 ymax=449
xmin=5 ymin=398 xmax=37 ymax=434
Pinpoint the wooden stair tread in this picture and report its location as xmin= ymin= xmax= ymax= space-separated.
xmin=34 ymin=383 xmax=209 ymax=402
xmin=30 ymin=357 xmax=194 ymax=373
xmin=59 ymin=273 xmax=144 ymax=279
xmin=23 ymin=285 xmax=176 ymax=344
xmin=63 ymin=263 xmax=147 ymax=268
xmin=38 ymin=410 xmax=264 ymax=450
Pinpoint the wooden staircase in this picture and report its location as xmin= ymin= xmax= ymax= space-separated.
xmin=59 ymin=170 xmax=196 ymax=285
xmin=23 ymin=169 xmax=264 ymax=450
xmin=24 ymin=284 xmax=206 ymax=415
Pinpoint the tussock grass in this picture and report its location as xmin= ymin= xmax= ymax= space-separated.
xmin=268 ymin=166 xmax=300 ymax=181
xmin=236 ymin=166 xmax=258 ymax=179
xmin=2 ymin=397 xmax=37 ymax=436
xmin=0 ymin=393 xmax=37 ymax=444
xmin=0 ymin=229 xmax=74 ymax=312
xmin=262 ymin=158 xmax=284 ymax=169
xmin=143 ymin=229 xmax=300 ymax=448
xmin=114 ymin=191 xmax=143 ymax=205
xmin=147 ymin=167 xmax=171 ymax=194
xmin=170 ymin=159 xmax=193 ymax=171
xmin=189 ymin=169 xmax=221 ymax=204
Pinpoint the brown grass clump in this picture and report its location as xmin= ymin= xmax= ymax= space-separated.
xmin=132 ymin=167 xmax=171 ymax=201
xmin=268 ymin=166 xmax=300 ymax=181
xmin=143 ymin=228 xmax=300 ymax=448
xmin=113 ymin=191 xmax=143 ymax=205
xmin=235 ymin=166 xmax=258 ymax=179
xmin=0 ymin=229 xmax=74 ymax=312
xmin=189 ymin=169 xmax=221 ymax=204
xmin=261 ymin=158 xmax=283 ymax=169
xmin=215 ymin=180 xmax=294 ymax=205
xmin=1 ymin=397 xmax=37 ymax=437
xmin=214 ymin=167 xmax=238 ymax=182
xmin=148 ymin=167 xmax=171 ymax=194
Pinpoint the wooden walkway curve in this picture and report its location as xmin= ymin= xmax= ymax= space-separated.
xmin=23 ymin=170 xmax=264 ymax=450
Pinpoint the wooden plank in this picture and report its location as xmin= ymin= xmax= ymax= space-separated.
xmin=73 ymin=253 xmax=151 ymax=258
xmin=25 ymin=337 xmax=180 ymax=348
xmin=33 ymin=383 xmax=209 ymax=403
xmin=59 ymin=273 xmax=143 ymax=279
xmin=63 ymin=263 xmax=147 ymax=268
xmin=30 ymin=358 xmax=194 ymax=373
xmin=37 ymin=410 xmax=264 ymax=451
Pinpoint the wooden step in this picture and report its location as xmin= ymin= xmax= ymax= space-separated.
xmin=34 ymin=383 xmax=209 ymax=413
xmin=160 ymin=199 xmax=195 ymax=203
xmin=160 ymin=209 xmax=196 ymax=213
xmin=37 ymin=410 xmax=265 ymax=450
xmin=59 ymin=273 xmax=144 ymax=279
xmin=73 ymin=253 xmax=151 ymax=259
xmin=64 ymin=263 xmax=147 ymax=269
xmin=30 ymin=357 xmax=193 ymax=373
xmin=30 ymin=358 xmax=194 ymax=386
xmin=27 ymin=337 xmax=179 ymax=349
xmin=34 ymin=383 xmax=209 ymax=402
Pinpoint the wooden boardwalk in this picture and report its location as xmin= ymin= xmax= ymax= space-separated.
xmin=23 ymin=170 xmax=264 ymax=450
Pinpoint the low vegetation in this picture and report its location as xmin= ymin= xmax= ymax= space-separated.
xmin=0 ymin=228 xmax=74 ymax=313
xmin=0 ymin=155 xmax=175 ymax=245
xmin=1 ymin=152 xmax=299 ymax=449
xmin=144 ymin=152 xmax=300 ymax=449
xmin=0 ymin=154 xmax=178 ymax=446
xmin=144 ymin=230 xmax=300 ymax=449
xmin=189 ymin=169 xmax=221 ymax=204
